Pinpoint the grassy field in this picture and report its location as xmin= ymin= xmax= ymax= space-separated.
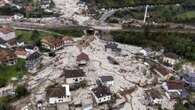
xmin=176 ymin=11 xmax=195 ymax=22
xmin=0 ymin=59 xmax=26 ymax=87
xmin=16 ymin=28 xmax=84 ymax=43
xmin=48 ymin=28 xmax=84 ymax=37
xmin=16 ymin=30 xmax=58 ymax=43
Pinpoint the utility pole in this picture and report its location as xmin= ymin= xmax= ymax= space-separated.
xmin=143 ymin=5 xmax=149 ymax=23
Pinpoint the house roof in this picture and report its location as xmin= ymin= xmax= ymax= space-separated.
xmin=64 ymin=69 xmax=85 ymax=78
xmin=145 ymin=89 xmax=162 ymax=99
xmin=62 ymin=36 xmax=74 ymax=42
xmin=152 ymin=64 xmax=172 ymax=76
xmin=99 ymin=76 xmax=114 ymax=83
xmin=76 ymin=52 xmax=89 ymax=61
xmin=15 ymin=48 xmax=28 ymax=56
xmin=164 ymin=52 xmax=178 ymax=59
xmin=92 ymin=86 xmax=112 ymax=98
xmin=0 ymin=48 xmax=16 ymax=61
xmin=41 ymin=36 xmax=63 ymax=47
xmin=0 ymin=26 xmax=14 ymax=34
xmin=27 ymin=52 xmax=40 ymax=60
xmin=105 ymin=43 xmax=121 ymax=52
xmin=47 ymin=86 xmax=65 ymax=97
xmin=166 ymin=80 xmax=184 ymax=90
xmin=105 ymin=43 xmax=118 ymax=49
xmin=24 ymin=44 xmax=37 ymax=50
xmin=0 ymin=27 xmax=16 ymax=41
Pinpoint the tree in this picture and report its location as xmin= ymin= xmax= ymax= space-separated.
xmin=80 ymin=80 xmax=88 ymax=88
xmin=0 ymin=78 xmax=7 ymax=88
xmin=15 ymin=85 xmax=29 ymax=98
xmin=174 ymin=99 xmax=187 ymax=110
xmin=0 ymin=96 xmax=12 ymax=110
xmin=31 ymin=30 xmax=40 ymax=42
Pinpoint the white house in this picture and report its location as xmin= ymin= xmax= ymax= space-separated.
xmin=91 ymin=86 xmax=112 ymax=104
xmin=162 ymin=52 xmax=179 ymax=66
xmin=16 ymin=40 xmax=25 ymax=47
xmin=24 ymin=44 xmax=39 ymax=54
xmin=13 ymin=14 xmax=24 ymax=20
xmin=99 ymin=76 xmax=114 ymax=86
xmin=40 ymin=0 xmax=52 ymax=9
xmin=0 ymin=26 xmax=16 ymax=48
xmin=64 ymin=69 xmax=86 ymax=84
xmin=162 ymin=80 xmax=184 ymax=99
xmin=0 ymin=84 xmax=15 ymax=97
xmin=15 ymin=44 xmax=39 ymax=59
xmin=47 ymin=84 xmax=71 ymax=104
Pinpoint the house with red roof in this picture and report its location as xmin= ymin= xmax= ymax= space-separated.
xmin=47 ymin=84 xmax=71 ymax=104
xmin=15 ymin=44 xmax=39 ymax=59
xmin=0 ymin=48 xmax=16 ymax=65
xmin=76 ymin=52 xmax=89 ymax=65
xmin=151 ymin=64 xmax=173 ymax=81
xmin=41 ymin=36 xmax=64 ymax=51
xmin=62 ymin=36 xmax=74 ymax=46
xmin=15 ymin=48 xmax=29 ymax=59
xmin=162 ymin=80 xmax=186 ymax=99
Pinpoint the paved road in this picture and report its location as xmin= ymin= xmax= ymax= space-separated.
xmin=99 ymin=6 xmax=144 ymax=24
xmin=2 ymin=20 xmax=195 ymax=35
xmin=99 ymin=10 xmax=118 ymax=23
xmin=14 ymin=27 xmax=64 ymax=36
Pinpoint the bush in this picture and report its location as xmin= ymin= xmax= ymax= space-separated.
xmin=15 ymin=85 xmax=29 ymax=98
xmin=174 ymin=100 xmax=187 ymax=110
xmin=0 ymin=78 xmax=7 ymax=88
xmin=80 ymin=80 xmax=88 ymax=88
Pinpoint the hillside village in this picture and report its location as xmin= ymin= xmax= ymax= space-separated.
xmin=0 ymin=25 xmax=194 ymax=110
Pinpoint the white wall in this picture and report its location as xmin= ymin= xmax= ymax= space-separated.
xmin=105 ymin=81 xmax=114 ymax=86
xmin=93 ymin=93 xmax=111 ymax=104
xmin=163 ymin=57 xmax=178 ymax=66
xmin=66 ymin=77 xmax=85 ymax=84
xmin=100 ymin=80 xmax=114 ymax=87
xmin=162 ymin=82 xmax=181 ymax=94
xmin=49 ymin=96 xmax=71 ymax=104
